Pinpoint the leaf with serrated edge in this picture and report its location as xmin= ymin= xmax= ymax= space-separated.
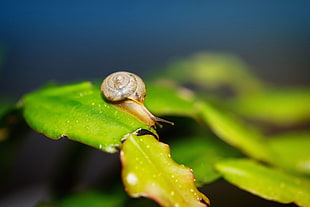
xmin=215 ymin=158 xmax=310 ymax=207
xmin=22 ymin=82 xmax=151 ymax=153
xmin=121 ymin=133 xmax=210 ymax=207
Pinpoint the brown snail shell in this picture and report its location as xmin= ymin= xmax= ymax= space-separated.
xmin=101 ymin=71 xmax=173 ymax=127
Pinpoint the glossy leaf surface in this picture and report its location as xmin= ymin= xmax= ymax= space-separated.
xmin=22 ymin=82 xmax=150 ymax=153
xmin=121 ymin=133 xmax=210 ymax=207
xmin=215 ymin=159 xmax=310 ymax=207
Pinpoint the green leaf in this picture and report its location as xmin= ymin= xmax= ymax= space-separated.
xmin=145 ymin=82 xmax=198 ymax=118
xmin=144 ymin=82 xmax=272 ymax=163
xmin=146 ymin=83 xmax=309 ymax=177
xmin=145 ymin=83 xmax=272 ymax=163
xmin=0 ymin=98 xmax=21 ymax=142
xmin=22 ymin=82 xmax=150 ymax=153
xmin=170 ymin=135 xmax=243 ymax=186
xmin=215 ymin=159 xmax=310 ymax=207
xmin=199 ymin=103 xmax=271 ymax=162
xmin=35 ymin=191 xmax=126 ymax=207
xmin=121 ymin=133 xmax=210 ymax=207
xmin=268 ymin=131 xmax=310 ymax=174
xmin=58 ymin=191 xmax=126 ymax=207
xmin=230 ymin=88 xmax=310 ymax=125
xmin=0 ymin=98 xmax=18 ymax=122
xmin=153 ymin=52 xmax=263 ymax=95
xmin=0 ymin=99 xmax=14 ymax=119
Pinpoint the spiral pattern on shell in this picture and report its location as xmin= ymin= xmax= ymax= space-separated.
xmin=101 ymin=71 xmax=146 ymax=103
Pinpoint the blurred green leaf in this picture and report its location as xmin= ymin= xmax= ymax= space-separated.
xmin=170 ymin=135 xmax=243 ymax=186
xmin=146 ymin=83 xmax=272 ymax=163
xmin=35 ymin=191 xmax=126 ymax=207
xmin=58 ymin=191 xmax=126 ymax=207
xmin=145 ymin=82 xmax=275 ymax=164
xmin=121 ymin=133 xmax=210 ymax=207
xmin=22 ymin=82 xmax=151 ymax=153
xmin=215 ymin=159 xmax=310 ymax=207
xmin=268 ymin=131 xmax=310 ymax=174
xmin=0 ymin=98 xmax=15 ymax=119
xmin=0 ymin=98 xmax=21 ymax=142
xmin=230 ymin=88 xmax=310 ymax=126
xmin=0 ymin=99 xmax=25 ymax=182
xmin=154 ymin=52 xmax=263 ymax=95
xmin=145 ymin=82 xmax=198 ymax=118
xmin=199 ymin=103 xmax=271 ymax=162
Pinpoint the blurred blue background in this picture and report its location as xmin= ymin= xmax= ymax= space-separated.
xmin=0 ymin=1 xmax=310 ymax=206
xmin=0 ymin=1 xmax=309 ymax=97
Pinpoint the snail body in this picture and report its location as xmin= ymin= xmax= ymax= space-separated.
xmin=101 ymin=71 xmax=173 ymax=127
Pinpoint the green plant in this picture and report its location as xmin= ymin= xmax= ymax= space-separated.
xmin=1 ymin=53 xmax=310 ymax=206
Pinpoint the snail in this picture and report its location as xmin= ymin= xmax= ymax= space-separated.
xmin=101 ymin=71 xmax=174 ymax=127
